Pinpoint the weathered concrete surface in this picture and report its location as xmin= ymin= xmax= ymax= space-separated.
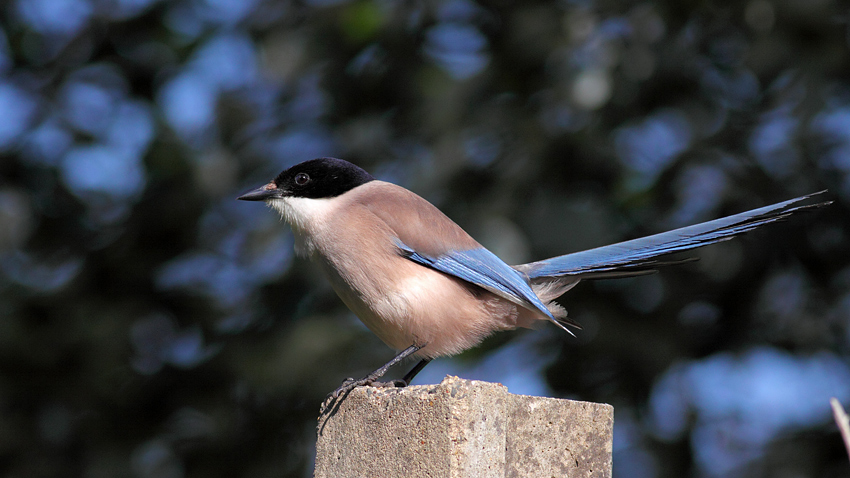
xmin=314 ymin=375 xmax=613 ymax=478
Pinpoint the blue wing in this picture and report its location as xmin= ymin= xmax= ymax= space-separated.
xmin=519 ymin=191 xmax=830 ymax=280
xmin=394 ymin=241 xmax=573 ymax=330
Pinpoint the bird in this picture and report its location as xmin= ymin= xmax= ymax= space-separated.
xmin=237 ymin=157 xmax=829 ymax=410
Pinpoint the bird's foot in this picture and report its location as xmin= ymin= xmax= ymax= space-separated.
xmin=319 ymin=377 xmax=409 ymax=415
xmin=319 ymin=345 xmax=425 ymax=415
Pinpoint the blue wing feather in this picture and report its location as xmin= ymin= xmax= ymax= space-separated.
xmin=395 ymin=241 xmax=556 ymax=321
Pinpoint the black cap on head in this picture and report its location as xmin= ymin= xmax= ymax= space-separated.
xmin=238 ymin=158 xmax=374 ymax=201
xmin=274 ymin=157 xmax=375 ymax=199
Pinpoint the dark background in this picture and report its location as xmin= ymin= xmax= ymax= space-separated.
xmin=1 ymin=0 xmax=849 ymax=477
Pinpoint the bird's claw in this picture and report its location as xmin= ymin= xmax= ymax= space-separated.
xmin=319 ymin=378 xmax=409 ymax=415
xmin=320 ymin=377 xmax=372 ymax=415
xmin=319 ymin=344 xmax=426 ymax=415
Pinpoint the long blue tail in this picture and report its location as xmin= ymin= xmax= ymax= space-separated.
xmin=517 ymin=191 xmax=830 ymax=280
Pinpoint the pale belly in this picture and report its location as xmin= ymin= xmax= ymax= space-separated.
xmin=315 ymin=253 xmax=521 ymax=358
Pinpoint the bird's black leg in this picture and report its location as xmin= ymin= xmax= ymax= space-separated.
xmin=399 ymin=358 xmax=431 ymax=386
xmin=321 ymin=344 xmax=424 ymax=413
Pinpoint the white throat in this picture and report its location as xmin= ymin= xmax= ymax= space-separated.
xmin=267 ymin=196 xmax=339 ymax=256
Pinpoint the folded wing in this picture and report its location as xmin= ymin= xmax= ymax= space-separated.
xmin=395 ymin=241 xmax=579 ymax=334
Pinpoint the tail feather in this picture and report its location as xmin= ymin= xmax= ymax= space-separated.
xmin=516 ymin=191 xmax=830 ymax=281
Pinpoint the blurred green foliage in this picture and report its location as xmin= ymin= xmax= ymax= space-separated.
xmin=0 ymin=0 xmax=849 ymax=477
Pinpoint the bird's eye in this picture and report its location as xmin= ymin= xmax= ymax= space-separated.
xmin=294 ymin=173 xmax=310 ymax=186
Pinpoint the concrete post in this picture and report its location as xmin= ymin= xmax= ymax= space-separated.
xmin=314 ymin=375 xmax=613 ymax=478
